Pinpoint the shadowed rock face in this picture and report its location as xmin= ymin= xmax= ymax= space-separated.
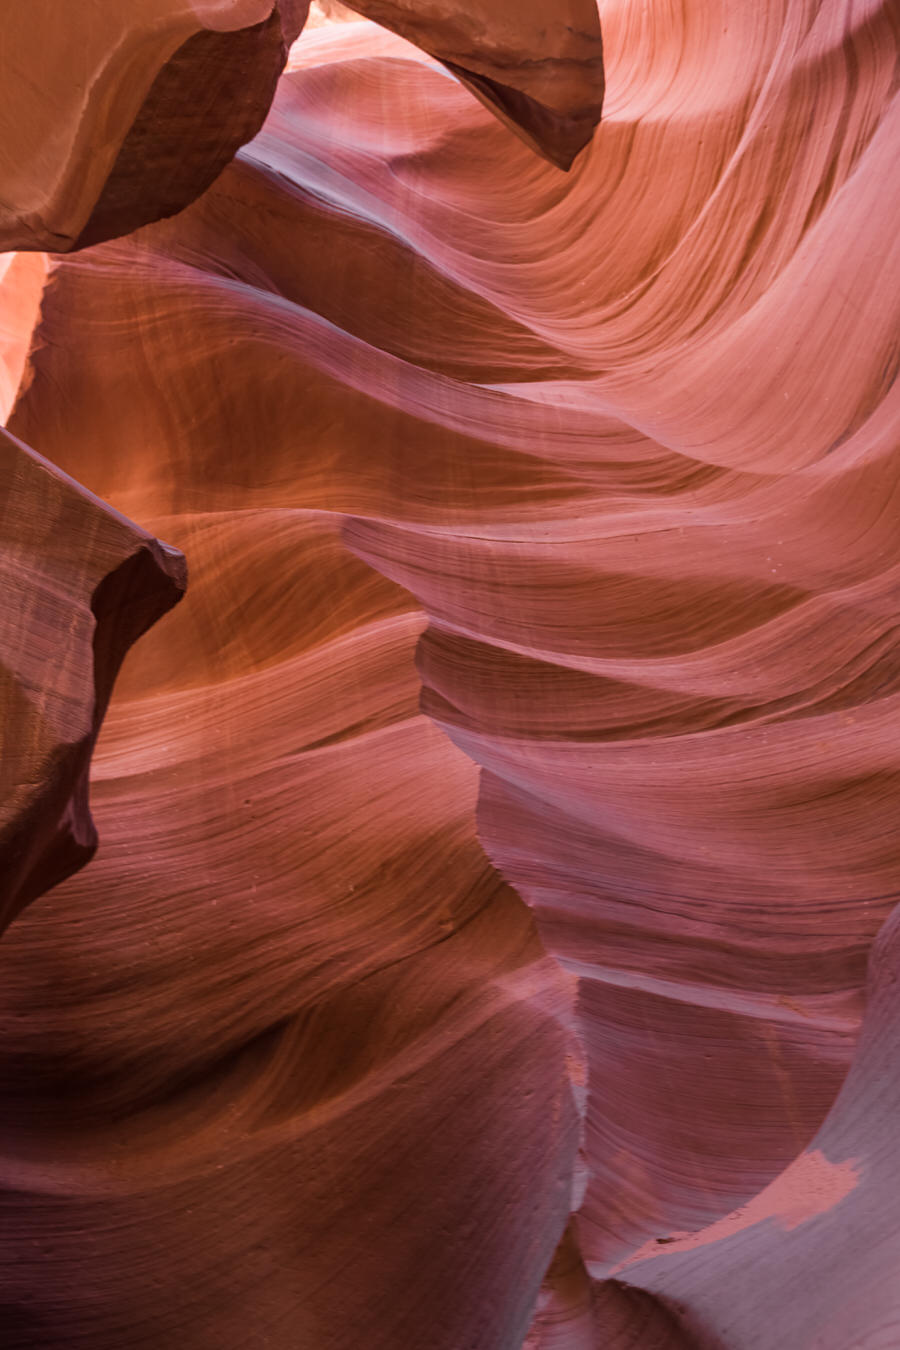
xmin=0 ymin=2 xmax=899 ymax=1347
xmin=0 ymin=0 xmax=309 ymax=253
xmin=0 ymin=429 xmax=186 ymax=935
xmin=339 ymin=0 xmax=605 ymax=168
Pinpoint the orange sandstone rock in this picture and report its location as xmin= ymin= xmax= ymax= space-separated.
xmin=0 ymin=1 xmax=308 ymax=252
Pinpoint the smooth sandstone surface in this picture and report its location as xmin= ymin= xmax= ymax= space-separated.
xmin=0 ymin=1 xmax=898 ymax=1347
xmin=0 ymin=0 xmax=309 ymax=252
xmin=0 ymin=254 xmax=48 ymax=421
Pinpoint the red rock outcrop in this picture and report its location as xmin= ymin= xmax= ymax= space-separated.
xmin=1 ymin=0 xmax=309 ymax=252
xmin=0 ymin=428 xmax=185 ymax=936
xmin=336 ymin=0 xmax=605 ymax=168
xmin=1 ymin=2 xmax=898 ymax=1347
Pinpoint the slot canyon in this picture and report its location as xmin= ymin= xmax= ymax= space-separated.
xmin=0 ymin=2 xmax=898 ymax=1346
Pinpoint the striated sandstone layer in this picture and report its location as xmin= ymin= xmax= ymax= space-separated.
xmin=1 ymin=2 xmax=898 ymax=1347
xmin=0 ymin=423 xmax=582 ymax=1350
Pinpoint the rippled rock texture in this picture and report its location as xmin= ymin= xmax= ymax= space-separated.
xmin=1 ymin=2 xmax=899 ymax=1347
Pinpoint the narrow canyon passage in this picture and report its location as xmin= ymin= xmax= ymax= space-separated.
xmin=1 ymin=3 xmax=898 ymax=1347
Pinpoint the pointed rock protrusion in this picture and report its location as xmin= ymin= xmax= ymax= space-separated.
xmin=0 ymin=428 xmax=186 ymax=932
xmin=341 ymin=0 xmax=604 ymax=168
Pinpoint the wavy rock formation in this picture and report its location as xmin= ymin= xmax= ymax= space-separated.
xmin=1 ymin=2 xmax=898 ymax=1347
xmin=0 ymin=349 xmax=581 ymax=1349
xmin=0 ymin=428 xmax=185 ymax=936
xmin=2 ymin=0 xmax=602 ymax=257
